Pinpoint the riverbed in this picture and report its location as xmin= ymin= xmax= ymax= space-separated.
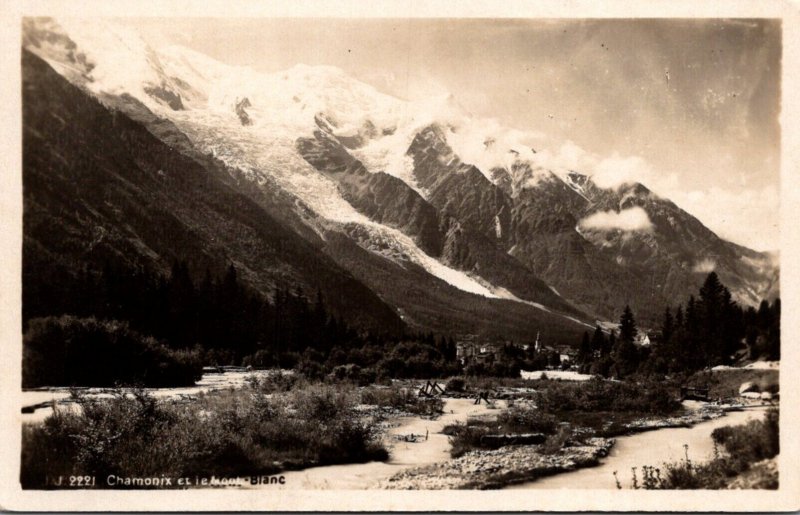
xmin=263 ymin=398 xmax=503 ymax=489
xmin=507 ymin=406 xmax=769 ymax=490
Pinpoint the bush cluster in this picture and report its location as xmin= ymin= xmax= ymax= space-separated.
xmin=21 ymin=385 xmax=387 ymax=489
xmin=23 ymin=316 xmax=201 ymax=388
xmin=496 ymin=406 xmax=558 ymax=434
xmin=711 ymin=409 xmax=779 ymax=465
xmin=535 ymin=377 xmax=679 ymax=415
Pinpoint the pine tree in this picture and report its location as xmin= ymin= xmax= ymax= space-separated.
xmin=605 ymin=330 xmax=616 ymax=356
xmin=591 ymin=326 xmax=605 ymax=357
xmin=674 ymin=304 xmax=684 ymax=328
xmin=719 ymin=287 xmax=741 ymax=364
xmin=613 ymin=306 xmax=640 ymax=377
xmin=685 ymin=295 xmax=697 ymax=330
xmin=619 ymin=305 xmax=638 ymax=343
xmin=698 ymin=272 xmax=725 ymax=364
xmin=661 ymin=306 xmax=674 ymax=344
xmin=768 ymin=298 xmax=781 ymax=360
xmin=577 ymin=331 xmax=592 ymax=364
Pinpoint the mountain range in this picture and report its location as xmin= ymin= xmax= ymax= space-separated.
xmin=21 ymin=17 xmax=779 ymax=345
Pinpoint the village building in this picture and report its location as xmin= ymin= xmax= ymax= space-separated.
xmin=456 ymin=339 xmax=499 ymax=366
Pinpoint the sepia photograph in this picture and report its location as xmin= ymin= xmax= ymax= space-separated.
xmin=2 ymin=1 xmax=799 ymax=511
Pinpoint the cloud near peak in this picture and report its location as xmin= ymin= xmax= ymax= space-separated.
xmin=579 ymin=206 xmax=654 ymax=232
xmin=692 ymin=258 xmax=717 ymax=273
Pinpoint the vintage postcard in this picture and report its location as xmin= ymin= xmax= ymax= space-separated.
xmin=1 ymin=0 xmax=798 ymax=511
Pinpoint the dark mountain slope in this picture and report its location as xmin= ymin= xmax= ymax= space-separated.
xmin=322 ymin=227 xmax=590 ymax=345
xmin=572 ymin=177 xmax=779 ymax=308
xmin=22 ymin=50 xmax=404 ymax=335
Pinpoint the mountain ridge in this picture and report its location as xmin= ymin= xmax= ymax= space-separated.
xmin=22 ymin=17 xmax=778 ymax=336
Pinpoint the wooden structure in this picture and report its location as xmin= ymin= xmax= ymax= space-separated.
xmin=418 ymin=381 xmax=445 ymax=398
xmin=474 ymin=390 xmax=491 ymax=405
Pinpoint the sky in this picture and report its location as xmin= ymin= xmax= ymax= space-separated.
xmin=127 ymin=18 xmax=781 ymax=251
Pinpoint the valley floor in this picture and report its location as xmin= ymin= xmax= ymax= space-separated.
xmin=21 ymin=368 xmax=779 ymax=490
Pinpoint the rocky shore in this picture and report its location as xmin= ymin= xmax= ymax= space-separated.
xmin=380 ymin=402 xmax=748 ymax=489
xmin=382 ymin=437 xmax=614 ymax=489
xmin=623 ymin=405 xmax=725 ymax=432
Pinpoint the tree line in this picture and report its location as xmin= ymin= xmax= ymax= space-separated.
xmin=23 ymin=260 xmax=461 ymax=386
xmin=575 ymin=272 xmax=780 ymax=378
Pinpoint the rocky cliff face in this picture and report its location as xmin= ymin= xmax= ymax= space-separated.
xmin=298 ymin=118 xmax=578 ymax=316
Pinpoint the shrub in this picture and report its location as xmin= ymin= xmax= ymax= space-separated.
xmin=541 ymin=425 xmax=571 ymax=455
xmin=22 ymin=316 xmax=202 ymax=388
xmin=446 ymin=377 xmax=465 ymax=392
xmin=711 ymin=409 xmax=779 ymax=465
xmin=247 ymin=370 xmax=307 ymax=393
xmin=443 ymin=422 xmax=490 ymax=458
xmin=328 ymin=364 xmax=377 ymax=386
xmin=295 ymin=358 xmax=326 ymax=381
xmin=496 ymin=406 xmax=557 ymax=434
xmin=21 ymin=389 xmax=198 ymax=486
xmin=241 ymin=349 xmax=277 ymax=368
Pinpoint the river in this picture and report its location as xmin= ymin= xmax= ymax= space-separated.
xmin=507 ymin=406 xmax=769 ymax=490
xmin=265 ymin=398 xmax=501 ymax=489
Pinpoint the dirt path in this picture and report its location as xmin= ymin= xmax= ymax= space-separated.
xmin=262 ymin=398 xmax=502 ymax=489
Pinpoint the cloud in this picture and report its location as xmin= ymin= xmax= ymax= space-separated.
xmin=692 ymin=258 xmax=717 ymax=273
xmin=591 ymin=153 xmax=655 ymax=190
xmin=445 ymin=118 xmax=546 ymax=174
xmin=579 ymin=206 xmax=654 ymax=232
xmin=401 ymin=75 xmax=451 ymax=102
xmin=529 ymin=140 xmax=598 ymax=174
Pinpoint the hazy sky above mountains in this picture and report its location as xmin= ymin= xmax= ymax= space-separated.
xmin=127 ymin=18 xmax=781 ymax=251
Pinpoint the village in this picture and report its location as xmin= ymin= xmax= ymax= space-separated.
xmin=454 ymin=331 xmax=655 ymax=370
